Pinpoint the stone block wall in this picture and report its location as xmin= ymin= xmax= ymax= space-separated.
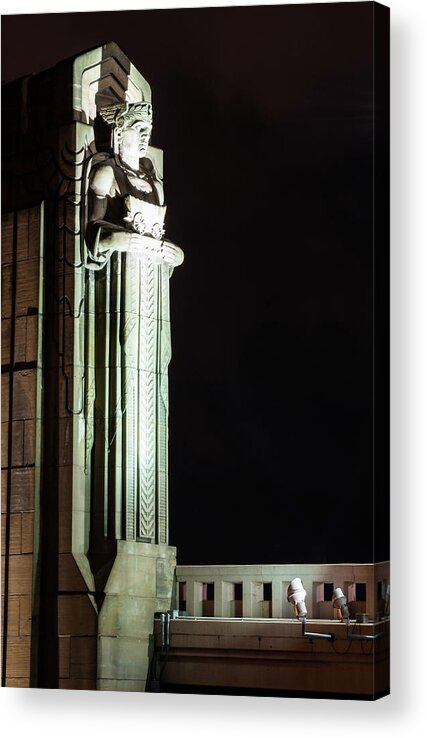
xmin=1 ymin=203 xmax=99 ymax=689
xmin=1 ymin=206 xmax=42 ymax=687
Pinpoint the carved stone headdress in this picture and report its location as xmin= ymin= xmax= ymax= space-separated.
xmin=95 ymin=101 xmax=153 ymax=153
xmin=98 ymin=101 xmax=153 ymax=128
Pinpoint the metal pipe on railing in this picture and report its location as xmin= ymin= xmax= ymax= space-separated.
xmin=301 ymin=618 xmax=335 ymax=641
xmin=346 ymin=625 xmax=383 ymax=641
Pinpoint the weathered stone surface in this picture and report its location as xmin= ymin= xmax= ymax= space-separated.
xmin=70 ymin=658 xmax=97 ymax=681
xmin=27 ymin=207 xmax=41 ymax=260
xmin=104 ymin=551 xmax=157 ymax=598
xmin=21 ymin=512 xmax=34 ymax=554
xmin=1 ymin=512 xmax=22 ymax=555
xmin=70 ymin=636 xmax=97 ymax=667
xmin=1 ymin=212 xmax=14 ymax=265
xmin=2 ymin=419 xmax=26 ymax=468
xmin=1 ymin=375 xmax=9 ymax=424
xmin=2 ymin=317 xmax=27 ymax=365
xmin=98 ymin=542 xmax=176 ymax=690
xmin=99 ymin=596 xmax=161 ymax=638
xmin=23 ymin=419 xmax=36 ymax=466
xmin=97 ymin=678 xmax=147 ymax=692
xmin=1 ymin=421 xmax=8 ymax=468
xmin=10 ymin=468 xmax=34 ymax=512
xmin=18 ymin=594 xmax=32 ymax=636
xmin=58 ymin=678 xmax=96 ymax=690
xmin=12 ymin=369 xmax=37 ymax=420
xmin=16 ymin=210 xmax=30 ymax=262
xmin=97 ymin=635 xmax=150 ymax=681
xmin=12 ymin=420 xmax=25 ymax=467
xmin=156 ymin=554 xmax=176 ymax=598
xmin=3 ymin=596 xmax=20 ymax=636
xmin=1 ymin=264 xmax=13 ymax=319
xmin=1 ymin=470 xmax=7 ymax=510
xmin=8 ymin=554 xmax=33 ymax=595
xmin=58 ymin=508 xmax=72 ymax=554
xmin=1 ymin=318 xmax=11 ymax=365
xmin=58 ymin=636 xmax=71 ymax=678
xmin=15 ymin=258 xmax=40 ymax=317
xmin=58 ymin=553 xmax=89 ymax=591
xmin=56 ymin=466 xmax=75 ymax=509
xmin=58 ymin=594 xmax=97 ymax=637
xmin=25 ymin=314 xmax=40 ymax=363
xmin=5 ymin=677 xmax=30 ymax=688
xmin=56 ymin=418 xmax=75 ymax=466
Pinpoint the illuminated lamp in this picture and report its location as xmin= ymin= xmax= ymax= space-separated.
xmin=288 ymin=577 xmax=335 ymax=641
xmin=332 ymin=587 xmax=350 ymax=621
xmin=287 ymin=578 xmax=307 ymax=619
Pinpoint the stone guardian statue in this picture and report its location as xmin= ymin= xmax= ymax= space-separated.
xmin=83 ymin=101 xmax=183 ymax=565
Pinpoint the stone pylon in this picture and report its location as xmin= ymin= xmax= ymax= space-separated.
xmin=2 ymin=42 xmax=180 ymax=691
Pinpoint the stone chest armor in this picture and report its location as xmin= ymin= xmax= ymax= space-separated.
xmin=86 ymin=154 xmax=167 ymax=265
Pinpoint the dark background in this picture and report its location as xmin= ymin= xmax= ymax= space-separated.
xmin=1 ymin=2 xmax=389 ymax=565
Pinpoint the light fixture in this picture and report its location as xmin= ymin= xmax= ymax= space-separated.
xmin=288 ymin=577 xmax=335 ymax=641
xmin=287 ymin=578 xmax=307 ymax=619
xmin=333 ymin=587 xmax=350 ymax=621
xmin=331 ymin=587 xmax=382 ymax=640
xmin=330 ymin=587 xmax=384 ymax=640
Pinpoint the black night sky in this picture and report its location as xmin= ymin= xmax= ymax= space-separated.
xmin=1 ymin=3 xmax=389 ymax=565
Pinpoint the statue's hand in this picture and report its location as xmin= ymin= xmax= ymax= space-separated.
xmin=128 ymin=236 xmax=184 ymax=266
xmin=99 ymin=231 xmax=159 ymax=256
xmin=161 ymin=241 xmax=184 ymax=267
xmin=128 ymin=233 xmax=163 ymax=259
xmin=98 ymin=231 xmax=183 ymax=266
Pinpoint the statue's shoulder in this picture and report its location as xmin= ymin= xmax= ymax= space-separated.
xmin=90 ymin=157 xmax=119 ymax=198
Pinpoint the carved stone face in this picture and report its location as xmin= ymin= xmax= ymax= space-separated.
xmin=119 ymin=118 xmax=152 ymax=164
xmin=97 ymin=102 xmax=153 ymax=163
xmin=130 ymin=119 xmax=152 ymax=156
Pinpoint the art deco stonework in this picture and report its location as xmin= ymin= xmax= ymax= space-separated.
xmin=2 ymin=42 xmax=182 ymax=691
xmin=2 ymin=2 xmax=390 ymax=700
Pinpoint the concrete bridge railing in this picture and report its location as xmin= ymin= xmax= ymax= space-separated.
xmin=175 ymin=562 xmax=390 ymax=621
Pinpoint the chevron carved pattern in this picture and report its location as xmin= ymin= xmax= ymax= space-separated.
xmin=138 ymin=370 xmax=156 ymax=538
xmin=157 ymin=375 xmax=168 ymax=543
xmin=123 ymin=254 xmax=140 ymax=540
xmin=138 ymin=259 xmax=157 ymax=539
xmin=124 ymin=382 xmax=136 ymax=540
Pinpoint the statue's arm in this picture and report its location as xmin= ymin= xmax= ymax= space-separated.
xmin=160 ymin=240 xmax=184 ymax=266
xmin=87 ymin=165 xmax=137 ymax=256
xmin=86 ymin=165 xmax=117 ymax=260
xmin=87 ymin=164 xmax=184 ymax=267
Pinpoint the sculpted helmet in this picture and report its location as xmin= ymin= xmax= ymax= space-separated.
xmin=95 ymin=101 xmax=153 ymax=153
